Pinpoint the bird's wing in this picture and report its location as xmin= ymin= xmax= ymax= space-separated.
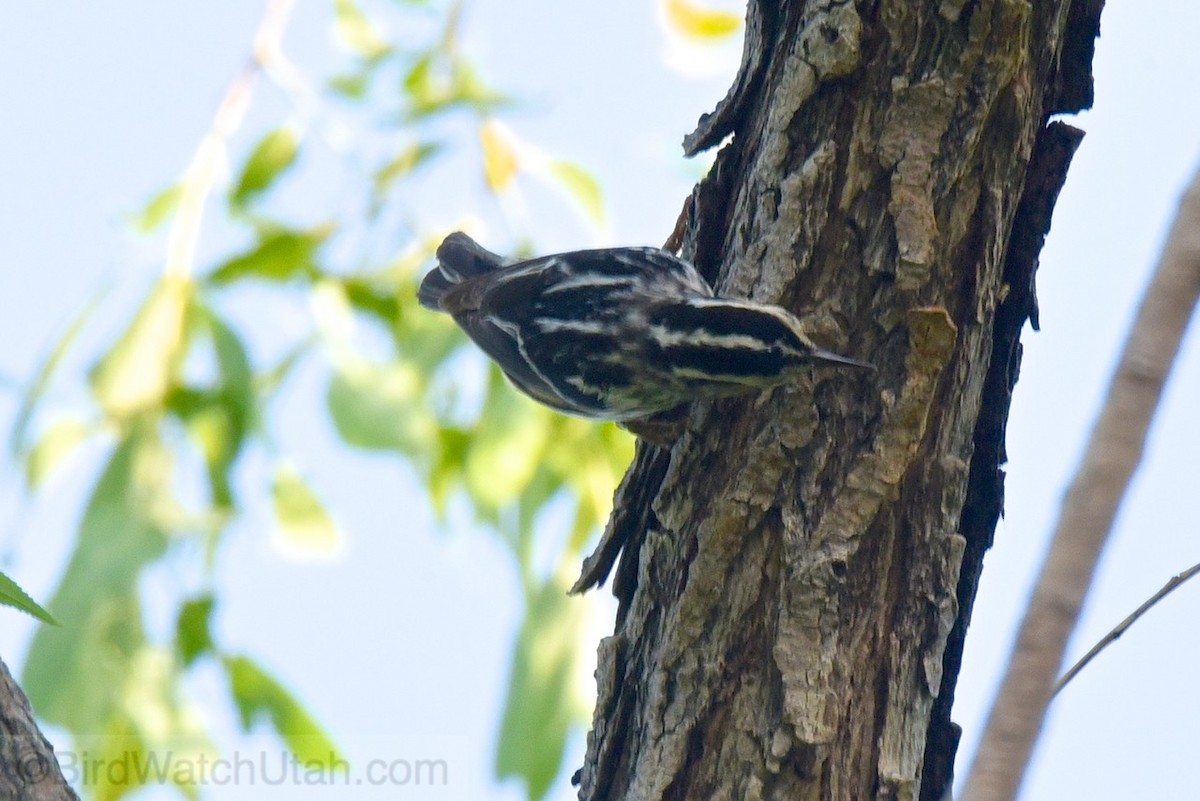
xmin=452 ymin=303 xmax=579 ymax=412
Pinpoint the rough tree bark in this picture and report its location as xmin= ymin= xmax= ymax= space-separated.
xmin=0 ymin=657 xmax=79 ymax=801
xmin=573 ymin=1 xmax=1102 ymax=799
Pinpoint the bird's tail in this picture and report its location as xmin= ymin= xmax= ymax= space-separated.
xmin=418 ymin=232 xmax=507 ymax=310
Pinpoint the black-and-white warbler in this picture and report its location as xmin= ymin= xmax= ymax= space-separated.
xmin=419 ymin=232 xmax=873 ymax=423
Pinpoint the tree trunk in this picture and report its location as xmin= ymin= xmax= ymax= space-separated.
xmin=574 ymin=1 xmax=1101 ymax=799
xmin=0 ymin=656 xmax=79 ymax=801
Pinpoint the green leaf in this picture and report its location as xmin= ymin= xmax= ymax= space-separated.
xmin=10 ymin=287 xmax=106 ymax=458
xmin=23 ymin=425 xmax=172 ymax=730
xmin=224 ymin=655 xmax=347 ymax=768
xmin=175 ymin=595 xmax=216 ymax=668
xmin=341 ymin=275 xmax=401 ymax=326
xmin=513 ymin=469 xmax=567 ymax=571
xmin=89 ymin=275 xmax=193 ymax=418
xmin=232 ymin=128 xmax=300 ymax=209
xmin=334 ymin=0 xmax=392 ymax=60
xmin=121 ymin=648 xmax=217 ymax=798
xmin=386 ymin=275 xmax=464 ymax=373
xmin=429 ymin=426 xmax=470 ymax=515
xmin=402 ymin=52 xmax=436 ymax=98
xmin=327 ymin=360 xmax=437 ymax=457
xmin=130 ymin=183 xmax=183 ymax=232
xmin=546 ymin=160 xmax=606 ymax=227
xmin=257 ymin=340 xmax=313 ymax=399
xmin=328 ymin=71 xmax=370 ymax=98
xmin=271 ymin=464 xmax=340 ymax=556
xmin=541 ymin=419 xmax=632 ymax=553
xmin=495 ymin=574 xmax=588 ymax=801
xmin=404 ymin=51 xmax=510 ymax=119
xmin=0 ymin=570 xmax=58 ymax=625
xmin=207 ymin=225 xmax=331 ymax=286
xmin=171 ymin=307 xmax=256 ymax=509
xmin=374 ymin=141 xmax=443 ymax=196
xmin=85 ymin=719 xmax=147 ymax=801
xmin=62 ymin=650 xmax=217 ymax=801
xmin=465 ymin=367 xmax=552 ymax=513
xmin=211 ymin=310 xmax=254 ymax=405
xmin=24 ymin=417 xmax=91 ymax=488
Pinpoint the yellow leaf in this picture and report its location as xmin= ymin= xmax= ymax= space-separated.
xmin=546 ymin=160 xmax=606 ymax=227
xmin=480 ymin=120 xmax=520 ymax=192
xmin=90 ymin=275 xmax=192 ymax=418
xmin=272 ymin=465 xmax=341 ymax=558
xmin=662 ymin=0 xmax=743 ymax=40
xmin=25 ymin=418 xmax=91 ymax=488
xmin=334 ymin=0 xmax=391 ymax=60
xmin=130 ymin=184 xmax=183 ymax=232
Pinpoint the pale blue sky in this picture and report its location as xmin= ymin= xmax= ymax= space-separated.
xmin=2 ymin=3 xmax=1199 ymax=800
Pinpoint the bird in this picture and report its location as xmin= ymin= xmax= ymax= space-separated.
xmin=418 ymin=232 xmax=873 ymax=426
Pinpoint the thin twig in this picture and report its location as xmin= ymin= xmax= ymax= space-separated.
xmin=1052 ymin=561 xmax=1200 ymax=697
xmin=961 ymin=159 xmax=1200 ymax=801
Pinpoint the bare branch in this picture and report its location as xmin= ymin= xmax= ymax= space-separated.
xmin=1052 ymin=560 xmax=1200 ymax=698
xmin=962 ymin=161 xmax=1200 ymax=801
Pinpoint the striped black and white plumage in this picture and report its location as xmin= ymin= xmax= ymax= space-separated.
xmin=419 ymin=232 xmax=873 ymax=422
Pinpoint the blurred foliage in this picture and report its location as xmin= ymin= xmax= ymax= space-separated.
xmin=656 ymin=0 xmax=744 ymax=78
xmin=8 ymin=1 xmax=645 ymax=799
xmin=661 ymin=0 xmax=743 ymax=39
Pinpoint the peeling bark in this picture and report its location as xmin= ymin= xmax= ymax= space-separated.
xmin=575 ymin=1 xmax=1101 ymax=799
